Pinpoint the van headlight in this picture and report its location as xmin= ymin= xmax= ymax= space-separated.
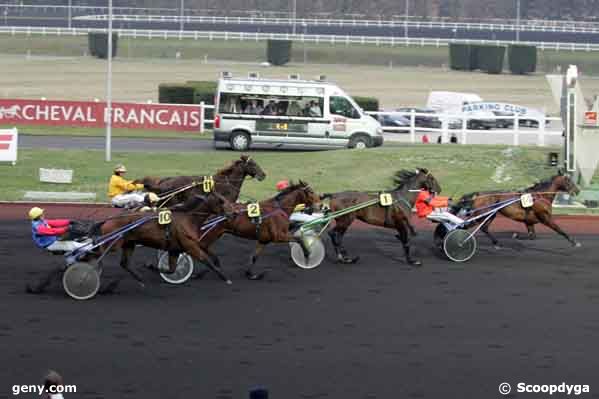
xmin=376 ymin=127 xmax=383 ymax=135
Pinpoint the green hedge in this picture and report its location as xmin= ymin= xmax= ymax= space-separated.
xmin=267 ymin=40 xmax=292 ymax=66
xmin=508 ymin=44 xmax=537 ymax=74
xmin=469 ymin=44 xmax=481 ymax=71
xmin=478 ymin=45 xmax=505 ymax=74
xmin=88 ymin=32 xmax=118 ymax=59
xmin=353 ymin=96 xmax=379 ymax=112
xmin=449 ymin=43 xmax=472 ymax=70
xmin=187 ymin=80 xmax=217 ymax=119
xmin=158 ymin=83 xmax=195 ymax=104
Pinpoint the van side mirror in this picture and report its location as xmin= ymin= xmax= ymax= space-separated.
xmin=352 ymin=109 xmax=360 ymax=119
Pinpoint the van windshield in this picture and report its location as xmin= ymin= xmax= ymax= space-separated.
xmin=329 ymin=96 xmax=360 ymax=119
xmin=218 ymin=93 xmax=324 ymax=117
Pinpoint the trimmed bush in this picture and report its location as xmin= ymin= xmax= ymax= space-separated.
xmin=267 ymin=40 xmax=292 ymax=66
xmin=508 ymin=44 xmax=537 ymax=74
xmin=469 ymin=44 xmax=482 ymax=71
xmin=88 ymin=32 xmax=118 ymax=59
xmin=478 ymin=45 xmax=505 ymax=74
xmin=353 ymin=96 xmax=379 ymax=112
xmin=158 ymin=83 xmax=195 ymax=104
xmin=449 ymin=43 xmax=472 ymax=70
xmin=187 ymin=81 xmax=217 ymax=119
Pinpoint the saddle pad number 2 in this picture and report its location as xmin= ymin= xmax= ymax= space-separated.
xmin=520 ymin=193 xmax=534 ymax=208
xmin=158 ymin=210 xmax=172 ymax=225
xmin=379 ymin=193 xmax=393 ymax=207
xmin=247 ymin=203 xmax=261 ymax=218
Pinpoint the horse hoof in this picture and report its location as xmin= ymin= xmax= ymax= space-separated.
xmin=409 ymin=259 xmax=423 ymax=267
xmin=338 ymin=256 xmax=359 ymax=264
xmin=99 ymin=280 xmax=120 ymax=295
xmin=226 ymin=280 xmax=233 ymax=285
xmin=511 ymin=233 xmax=519 ymax=239
xmin=25 ymin=284 xmax=41 ymax=294
xmin=144 ymin=263 xmax=156 ymax=270
xmin=493 ymin=245 xmax=503 ymax=250
xmin=574 ymin=242 xmax=582 ymax=248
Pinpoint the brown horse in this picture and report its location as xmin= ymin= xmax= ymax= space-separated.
xmin=452 ymin=173 xmax=581 ymax=247
xmin=95 ymin=191 xmax=236 ymax=289
xmin=322 ymin=168 xmax=441 ymax=266
xmin=198 ymin=181 xmax=321 ymax=280
xmin=136 ymin=155 xmax=266 ymax=205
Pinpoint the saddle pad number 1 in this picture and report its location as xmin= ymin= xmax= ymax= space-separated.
xmin=203 ymin=176 xmax=215 ymax=193
xmin=520 ymin=193 xmax=534 ymax=208
xmin=158 ymin=210 xmax=172 ymax=225
xmin=379 ymin=193 xmax=393 ymax=207
xmin=247 ymin=203 xmax=261 ymax=218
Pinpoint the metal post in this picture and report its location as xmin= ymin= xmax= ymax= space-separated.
xmin=303 ymin=23 xmax=307 ymax=64
xmin=516 ymin=0 xmax=521 ymax=42
xmin=409 ymin=110 xmax=415 ymax=143
xmin=538 ymin=115 xmax=546 ymax=147
xmin=513 ymin=115 xmax=519 ymax=146
xmin=404 ymin=0 xmax=409 ymax=39
xmin=292 ymin=0 xmax=297 ymax=34
xmin=68 ymin=0 xmax=72 ymax=29
xmin=179 ymin=0 xmax=184 ymax=33
xmin=105 ymin=0 xmax=113 ymax=162
xmin=199 ymin=101 xmax=205 ymax=134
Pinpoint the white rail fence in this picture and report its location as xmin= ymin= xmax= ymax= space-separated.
xmin=1 ymin=26 xmax=598 ymax=51
xmin=73 ymin=14 xmax=599 ymax=34
xmin=368 ymin=111 xmax=563 ymax=146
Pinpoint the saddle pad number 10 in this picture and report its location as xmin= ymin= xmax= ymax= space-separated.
xmin=520 ymin=193 xmax=534 ymax=208
xmin=158 ymin=210 xmax=172 ymax=225
xmin=203 ymin=176 xmax=215 ymax=193
xmin=379 ymin=193 xmax=393 ymax=207
xmin=247 ymin=203 xmax=261 ymax=218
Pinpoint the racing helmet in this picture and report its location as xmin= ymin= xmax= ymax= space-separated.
xmin=114 ymin=164 xmax=127 ymax=173
xmin=276 ymin=180 xmax=290 ymax=191
xmin=28 ymin=207 xmax=44 ymax=220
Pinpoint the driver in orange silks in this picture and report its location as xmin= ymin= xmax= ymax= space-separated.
xmin=415 ymin=185 xmax=464 ymax=225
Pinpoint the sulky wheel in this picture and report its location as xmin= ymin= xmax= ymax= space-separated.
xmin=443 ymin=229 xmax=477 ymax=263
xmin=290 ymin=235 xmax=326 ymax=270
xmin=62 ymin=262 xmax=101 ymax=300
xmin=433 ymin=224 xmax=448 ymax=249
xmin=158 ymin=252 xmax=194 ymax=284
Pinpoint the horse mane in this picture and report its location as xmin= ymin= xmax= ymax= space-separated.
xmin=393 ymin=168 xmax=428 ymax=189
xmin=274 ymin=180 xmax=308 ymax=199
xmin=524 ymin=175 xmax=557 ymax=192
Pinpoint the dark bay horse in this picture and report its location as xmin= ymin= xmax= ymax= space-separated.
xmin=95 ymin=191 xmax=236 ymax=289
xmin=199 ymin=181 xmax=321 ymax=280
xmin=452 ymin=173 xmax=581 ymax=247
xmin=136 ymin=155 xmax=266 ymax=205
xmin=322 ymin=168 xmax=441 ymax=266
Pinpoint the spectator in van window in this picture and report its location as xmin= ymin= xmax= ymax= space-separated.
xmin=225 ymin=96 xmax=240 ymax=113
xmin=244 ymin=99 xmax=262 ymax=114
xmin=287 ymin=101 xmax=302 ymax=116
xmin=262 ymin=100 xmax=278 ymax=115
xmin=277 ymin=102 xmax=288 ymax=116
xmin=309 ymin=101 xmax=322 ymax=117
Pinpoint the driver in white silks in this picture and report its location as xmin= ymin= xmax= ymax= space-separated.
xmin=415 ymin=183 xmax=465 ymax=226
xmin=275 ymin=180 xmax=324 ymax=225
xmin=107 ymin=164 xmax=147 ymax=208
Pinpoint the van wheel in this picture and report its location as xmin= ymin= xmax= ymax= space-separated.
xmin=349 ymin=135 xmax=371 ymax=149
xmin=230 ymin=131 xmax=250 ymax=151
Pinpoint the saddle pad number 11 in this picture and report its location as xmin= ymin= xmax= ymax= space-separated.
xmin=247 ymin=203 xmax=261 ymax=218
xmin=520 ymin=193 xmax=534 ymax=208
xmin=158 ymin=210 xmax=172 ymax=225
xmin=203 ymin=176 xmax=215 ymax=193
xmin=379 ymin=193 xmax=393 ymax=207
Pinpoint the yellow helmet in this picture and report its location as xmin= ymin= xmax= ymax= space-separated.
xmin=28 ymin=207 xmax=44 ymax=220
xmin=114 ymin=164 xmax=127 ymax=173
xmin=293 ymin=203 xmax=306 ymax=212
xmin=147 ymin=192 xmax=160 ymax=203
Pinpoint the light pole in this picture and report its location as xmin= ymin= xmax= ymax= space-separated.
xmin=516 ymin=0 xmax=521 ymax=41
xmin=404 ymin=0 xmax=409 ymax=39
xmin=292 ymin=0 xmax=297 ymax=34
xmin=302 ymin=22 xmax=307 ymax=64
xmin=67 ymin=0 xmax=71 ymax=29
xmin=105 ymin=0 xmax=113 ymax=162
xmin=179 ymin=0 xmax=184 ymax=34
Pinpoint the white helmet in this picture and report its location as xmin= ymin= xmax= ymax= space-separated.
xmin=114 ymin=164 xmax=127 ymax=173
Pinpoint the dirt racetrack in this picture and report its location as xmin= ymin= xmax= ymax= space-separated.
xmin=1 ymin=212 xmax=598 ymax=398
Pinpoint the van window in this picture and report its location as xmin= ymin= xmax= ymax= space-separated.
xmin=330 ymin=96 xmax=359 ymax=119
xmin=219 ymin=93 xmax=323 ymax=117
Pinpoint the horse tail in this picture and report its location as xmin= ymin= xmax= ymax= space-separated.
xmin=89 ymin=221 xmax=105 ymax=238
xmin=452 ymin=192 xmax=477 ymax=214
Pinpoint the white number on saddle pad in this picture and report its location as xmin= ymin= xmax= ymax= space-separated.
xmin=158 ymin=210 xmax=172 ymax=225
xmin=520 ymin=193 xmax=534 ymax=208
xmin=379 ymin=193 xmax=393 ymax=207
xmin=247 ymin=203 xmax=261 ymax=218
xmin=203 ymin=176 xmax=215 ymax=193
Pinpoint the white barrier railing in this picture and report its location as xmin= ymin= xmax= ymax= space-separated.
xmin=367 ymin=111 xmax=563 ymax=146
xmin=1 ymin=26 xmax=598 ymax=51
xmin=72 ymin=13 xmax=599 ymax=34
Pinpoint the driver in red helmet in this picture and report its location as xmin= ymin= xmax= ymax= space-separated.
xmin=415 ymin=182 xmax=464 ymax=225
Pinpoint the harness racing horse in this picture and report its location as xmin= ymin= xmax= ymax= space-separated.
xmin=136 ymin=155 xmax=266 ymax=205
xmin=322 ymin=168 xmax=441 ymax=266
xmin=452 ymin=172 xmax=581 ymax=247
xmin=199 ymin=181 xmax=321 ymax=280
xmin=94 ymin=191 xmax=236 ymax=291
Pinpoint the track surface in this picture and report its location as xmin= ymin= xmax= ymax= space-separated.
xmin=1 ymin=217 xmax=598 ymax=398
